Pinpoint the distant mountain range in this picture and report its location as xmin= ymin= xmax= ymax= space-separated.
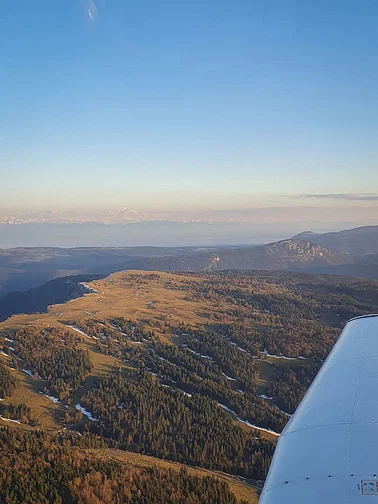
xmin=0 ymin=208 xmax=146 ymax=225
xmin=0 ymin=226 xmax=377 ymax=307
xmin=293 ymin=226 xmax=378 ymax=256
xmin=0 ymin=246 xmax=199 ymax=296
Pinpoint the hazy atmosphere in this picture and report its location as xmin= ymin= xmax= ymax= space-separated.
xmin=1 ymin=0 xmax=378 ymax=246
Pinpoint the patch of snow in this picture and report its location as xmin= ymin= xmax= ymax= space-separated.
xmin=39 ymin=392 xmax=60 ymax=404
xmin=157 ymin=356 xmax=178 ymax=366
xmin=79 ymin=283 xmax=98 ymax=294
xmin=1 ymin=351 xmax=8 ymax=357
xmin=75 ymin=404 xmax=98 ymax=422
xmin=237 ymin=346 xmax=249 ymax=354
xmin=235 ymin=418 xmax=280 ymax=437
xmin=218 ymin=403 xmax=234 ymax=415
xmin=258 ymin=394 xmax=292 ymax=415
xmin=162 ymin=383 xmax=192 ymax=397
xmin=199 ymin=353 xmax=213 ymax=360
xmin=238 ymin=389 xmax=245 ymax=395
xmin=0 ymin=416 xmax=20 ymax=424
xmin=4 ymin=338 xmax=13 ymax=343
xmin=222 ymin=372 xmax=237 ymax=382
xmin=218 ymin=403 xmax=280 ymax=437
xmin=109 ymin=324 xmax=128 ymax=337
xmin=260 ymin=349 xmax=299 ymax=361
xmin=229 ymin=341 xmax=254 ymax=356
xmin=66 ymin=325 xmax=91 ymax=338
xmin=272 ymin=404 xmax=292 ymax=417
xmin=23 ymin=369 xmax=34 ymax=377
xmin=185 ymin=347 xmax=214 ymax=361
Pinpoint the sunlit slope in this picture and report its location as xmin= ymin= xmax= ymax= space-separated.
xmin=87 ymin=448 xmax=259 ymax=504
xmin=0 ymin=271 xmax=262 ymax=502
xmin=0 ymin=270 xmax=282 ymax=502
xmin=1 ymin=269 xmax=377 ymax=503
xmin=0 ymin=271 xmax=220 ymax=336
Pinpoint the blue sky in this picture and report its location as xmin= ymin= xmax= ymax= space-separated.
xmin=1 ymin=0 xmax=378 ymax=218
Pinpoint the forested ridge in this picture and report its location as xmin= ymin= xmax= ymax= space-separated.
xmin=80 ymin=371 xmax=274 ymax=479
xmin=0 ymin=428 xmax=249 ymax=504
xmin=184 ymin=270 xmax=378 ymax=358
xmin=124 ymin=334 xmax=286 ymax=432
xmin=0 ymin=269 xmax=377 ymax=502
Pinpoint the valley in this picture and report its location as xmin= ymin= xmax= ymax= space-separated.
xmin=1 ymin=226 xmax=378 ymax=301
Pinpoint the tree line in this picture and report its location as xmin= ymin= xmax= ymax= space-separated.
xmin=80 ymin=371 xmax=274 ymax=479
xmin=0 ymin=428 xmax=249 ymax=504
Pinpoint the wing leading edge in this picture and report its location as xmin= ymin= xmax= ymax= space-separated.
xmin=260 ymin=314 xmax=378 ymax=503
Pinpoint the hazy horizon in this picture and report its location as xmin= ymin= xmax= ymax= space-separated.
xmin=1 ymin=221 xmax=376 ymax=249
xmin=2 ymin=1 xmax=378 ymax=246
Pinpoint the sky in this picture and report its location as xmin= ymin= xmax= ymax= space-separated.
xmin=1 ymin=0 xmax=378 ymax=241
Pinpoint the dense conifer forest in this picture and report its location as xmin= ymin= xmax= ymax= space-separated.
xmin=266 ymin=364 xmax=320 ymax=414
xmin=0 ymin=360 xmax=18 ymax=399
xmin=0 ymin=429 xmax=249 ymax=504
xmin=80 ymin=371 xmax=274 ymax=479
xmin=10 ymin=326 xmax=92 ymax=400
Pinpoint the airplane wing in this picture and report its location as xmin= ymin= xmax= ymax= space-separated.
xmin=260 ymin=314 xmax=378 ymax=503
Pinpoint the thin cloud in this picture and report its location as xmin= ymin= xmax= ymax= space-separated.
xmin=295 ymin=193 xmax=378 ymax=201
xmin=83 ymin=0 xmax=99 ymax=24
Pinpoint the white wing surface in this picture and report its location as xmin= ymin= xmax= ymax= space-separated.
xmin=260 ymin=315 xmax=378 ymax=503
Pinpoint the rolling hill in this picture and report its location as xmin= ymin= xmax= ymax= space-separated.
xmin=0 ymin=246 xmax=202 ymax=295
xmin=1 ymin=269 xmax=378 ymax=502
xmin=0 ymin=274 xmax=104 ymax=323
